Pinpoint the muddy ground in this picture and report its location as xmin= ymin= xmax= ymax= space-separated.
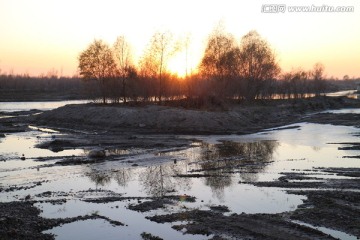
xmin=25 ymin=96 xmax=360 ymax=134
xmin=1 ymin=96 xmax=360 ymax=239
xmin=1 ymin=171 xmax=359 ymax=240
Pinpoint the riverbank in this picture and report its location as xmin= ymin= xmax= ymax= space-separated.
xmin=25 ymin=96 xmax=360 ymax=135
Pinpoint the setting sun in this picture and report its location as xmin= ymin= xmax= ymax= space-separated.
xmin=167 ymin=53 xmax=193 ymax=78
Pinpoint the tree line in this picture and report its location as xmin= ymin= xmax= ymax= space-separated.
xmin=77 ymin=25 xmax=344 ymax=104
xmin=0 ymin=72 xmax=88 ymax=101
xmin=1 ymin=26 xmax=358 ymax=103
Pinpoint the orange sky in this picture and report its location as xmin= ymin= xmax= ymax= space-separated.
xmin=0 ymin=0 xmax=359 ymax=78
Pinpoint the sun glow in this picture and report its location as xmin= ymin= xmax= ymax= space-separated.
xmin=168 ymin=54 xmax=188 ymax=78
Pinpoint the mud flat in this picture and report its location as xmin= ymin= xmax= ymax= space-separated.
xmin=147 ymin=210 xmax=337 ymax=239
xmin=1 ymin=96 xmax=360 ymax=239
xmin=20 ymin=96 xmax=360 ymax=135
xmin=247 ymin=168 xmax=360 ymax=238
xmin=0 ymin=201 xmax=123 ymax=240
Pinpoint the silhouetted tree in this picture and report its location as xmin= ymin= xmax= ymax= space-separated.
xmin=140 ymin=31 xmax=178 ymax=102
xmin=199 ymin=24 xmax=238 ymax=97
xmin=113 ymin=36 xmax=136 ymax=103
xmin=311 ymin=62 xmax=326 ymax=96
xmin=238 ymin=31 xmax=280 ymax=100
xmin=78 ymin=39 xmax=116 ymax=103
xmin=282 ymin=69 xmax=309 ymax=99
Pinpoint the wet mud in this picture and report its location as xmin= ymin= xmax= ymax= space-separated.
xmin=290 ymin=190 xmax=360 ymax=237
xmin=1 ymin=97 xmax=360 ymax=239
xmin=0 ymin=201 xmax=123 ymax=240
xmin=147 ymin=209 xmax=337 ymax=239
xmin=144 ymin=166 xmax=360 ymax=239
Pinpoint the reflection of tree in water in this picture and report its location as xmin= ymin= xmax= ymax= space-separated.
xmin=87 ymin=171 xmax=112 ymax=188
xmin=312 ymin=146 xmax=321 ymax=152
xmin=193 ymin=140 xmax=278 ymax=199
xmin=86 ymin=167 xmax=133 ymax=188
xmin=85 ymin=140 xmax=278 ymax=199
xmin=198 ymin=140 xmax=278 ymax=173
xmin=139 ymin=163 xmax=191 ymax=197
xmin=113 ymin=168 xmax=132 ymax=187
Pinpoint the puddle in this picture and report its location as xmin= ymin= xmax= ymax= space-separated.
xmin=40 ymin=200 xmax=209 ymax=240
xmin=292 ymin=220 xmax=358 ymax=240
xmin=44 ymin=219 xmax=128 ymax=240
xmin=0 ymin=130 xmax=83 ymax=169
xmin=0 ymin=115 xmax=14 ymax=119
xmin=323 ymin=108 xmax=360 ymax=114
xmin=29 ymin=125 xmax=59 ymax=133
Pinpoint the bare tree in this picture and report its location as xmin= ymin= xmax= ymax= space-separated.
xmin=113 ymin=36 xmax=136 ymax=103
xmin=140 ymin=31 xmax=177 ymax=102
xmin=238 ymin=31 xmax=280 ymax=100
xmin=199 ymin=24 xmax=238 ymax=96
xmin=78 ymin=39 xmax=117 ymax=104
xmin=311 ymin=62 xmax=326 ymax=96
xmin=181 ymin=33 xmax=193 ymax=97
xmin=183 ymin=33 xmax=191 ymax=79
xmin=282 ymin=69 xmax=309 ymax=99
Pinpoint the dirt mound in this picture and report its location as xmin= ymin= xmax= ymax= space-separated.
xmin=33 ymin=104 xmax=258 ymax=134
xmin=32 ymin=97 xmax=359 ymax=134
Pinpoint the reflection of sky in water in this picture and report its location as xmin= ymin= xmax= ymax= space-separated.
xmin=0 ymin=100 xmax=89 ymax=112
xmin=0 ymin=131 xmax=84 ymax=169
xmin=292 ymin=220 xmax=358 ymax=240
xmin=323 ymin=108 xmax=360 ymax=114
xmin=40 ymin=200 xmax=207 ymax=240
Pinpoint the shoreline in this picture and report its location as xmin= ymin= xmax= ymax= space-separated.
xmin=22 ymin=96 xmax=360 ymax=135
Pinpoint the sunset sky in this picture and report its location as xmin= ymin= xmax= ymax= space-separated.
xmin=0 ymin=0 xmax=359 ymax=78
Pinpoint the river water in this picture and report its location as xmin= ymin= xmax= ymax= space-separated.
xmin=0 ymin=100 xmax=89 ymax=112
xmin=0 ymin=101 xmax=359 ymax=240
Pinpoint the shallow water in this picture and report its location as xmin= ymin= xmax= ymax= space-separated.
xmin=0 ymin=130 xmax=83 ymax=168
xmin=325 ymin=90 xmax=358 ymax=98
xmin=40 ymin=200 xmax=209 ymax=240
xmin=323 ymin=108 xmax=360 ymax=114
xmin=292 ymin=220 xmax=358 ymax=240
xmin=0 ymin=100 xmax=88 ymax=112
xmin=1 ymin=111 xmax=360 ymax=239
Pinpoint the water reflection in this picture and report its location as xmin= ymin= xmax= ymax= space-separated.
xmin=85 ymin=140 xmax=279 ymax=199
xmin=113 ymin=169 xmax=132 ymax=187
xmin=87 ymin=171 xmax=111 ymax=188
xmin=189 ymin=141 xmax=279 ymax=199
xmin=0 ymin=100 xmax=89 ymax=112
xmin=86 ymin=167 xmax=134 ymax=189
xmin=85 ymin=162 xmax=191 ymax=197
xmin=188 ymin=140 xmax=278 ymax=174
xmin=139 ymin=164 xmax=191 ymax=197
